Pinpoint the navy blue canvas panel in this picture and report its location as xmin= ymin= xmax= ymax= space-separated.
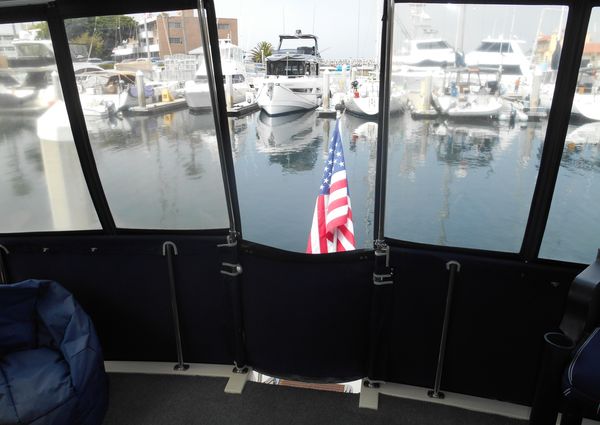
xmin=240 ymin=243 xmax=373 ymax=381
xmin=1 ymin=236 xmax=234 ymax=365
xmin=384 ymin=245 xmax=578 ymax=405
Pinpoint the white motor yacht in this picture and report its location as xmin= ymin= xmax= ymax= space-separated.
xmin=185 ymin=39 xmax=251 ymax=111
xmin=465 ymin=38 xmax=531 ymax=98
xmin=256 ymin=30 xmax=322 ymax=116
xmin=394 ymin=38 xmax=456 ymax=68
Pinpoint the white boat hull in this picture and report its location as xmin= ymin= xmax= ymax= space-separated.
xmin=184 ymin=80 xmax=211 ymax=110
xmin=434 ymin=94 xmax=504 ymax=118
xmin=572 ymin=94 xmax=600 ymax=121
xmin=257 ymin=81 xmax=321 ymax=116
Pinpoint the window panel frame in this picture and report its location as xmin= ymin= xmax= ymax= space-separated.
xmin=0 ymin=0 xmax=237 ymax=236
xmin=378 ymin=0 xmax=594 ymax=265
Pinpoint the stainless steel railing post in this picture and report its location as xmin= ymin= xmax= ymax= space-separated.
xmin=428 ymin=261 xmax=460 ymax=399
xmin=163 ymin=241 xmax=189 ymax=371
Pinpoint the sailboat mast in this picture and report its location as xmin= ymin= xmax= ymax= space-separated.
xmin=455 ymin=4 xmax=466 ymax=52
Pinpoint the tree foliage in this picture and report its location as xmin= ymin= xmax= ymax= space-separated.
xmin=250 ymin=41 xmax=273 ymax=63
xmin=29 ymin=16 xmax=139 ymax=60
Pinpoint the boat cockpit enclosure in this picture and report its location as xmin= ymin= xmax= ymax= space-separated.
xmin=2 ymin=0 xmax=600 ymax=423
xmin=265 ymin=32 xmax=320 ymax=77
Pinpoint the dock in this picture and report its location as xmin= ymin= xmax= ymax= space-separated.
xmin=317 ymin=107 xmax=337 ymax=119
xmin=128 ymin=98 xmax=188 ymax=116
xmin=411 ymin=109 xmax=439 ymax=120
xmin=526 ymin=109 xmax=548 ymax=122
xmin=227 ymin=102 xmax=260 ymax=117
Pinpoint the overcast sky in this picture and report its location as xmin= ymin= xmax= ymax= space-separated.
xmin=211 ymin=1 xmax=585 ymax=59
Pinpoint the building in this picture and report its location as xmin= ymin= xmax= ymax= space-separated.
xmin=113 ymin=12 xmax=238 ymax=61
xmin=216 ymin=18 xmax=238 ymax=45
xmin=0 ymin=22 xmax=23 ymax=59
xmin=582 ymin=41 xmax=600 ymax=68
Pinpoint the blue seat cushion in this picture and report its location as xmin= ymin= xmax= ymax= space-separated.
xmin=0 ymin=347 xmax=76 ymax=424
xmin=563 ymin=327 xmax=600 ymax=412
xmin=0 ymin=286 xmax=38 ymax=355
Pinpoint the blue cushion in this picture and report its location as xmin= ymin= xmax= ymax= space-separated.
xmin=0 ymin=347 xmax=76 ymax=424
xmin=0 ymin=286 xmax=37 ymax=355
xmin=0 ymin=279 xmax=108 ymax=425
xmin=563 ymin=327 xmax=600 ymax=411
xmin=0 ymin=367 xmax=19 ymax=424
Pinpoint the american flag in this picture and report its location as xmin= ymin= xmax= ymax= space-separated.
xmin=306 ymin=119 xmax=356 ymax=254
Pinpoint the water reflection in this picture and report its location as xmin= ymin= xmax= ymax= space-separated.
xmin=255 ymin=110 xmax=323 ymax=173
xmin=3 ymin=105 xmax=600 ymax=258
xmin=434 ymin=122 xmax=500 ymax=171
xmin=86 ymin=110 xmax=227 ymax=229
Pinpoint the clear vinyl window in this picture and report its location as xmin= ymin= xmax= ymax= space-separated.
xmin=540 ymin=8 xmax=600 ymax=264
xmin=64 ymin=10 xmax=229 ymax=230
xmin=385 ymin=3 xmax=567 ymax=252
xmin=0 ymin=21 xmax=100 ymax=233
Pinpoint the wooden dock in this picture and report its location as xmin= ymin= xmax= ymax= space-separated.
xmin=227 ymin=102 xmax=260 ymax=117
xmin=127 ymin=98 xmax=188 ymax=115
xmin=411 ymin=109 xmax=439 ymax=120
xmin=317 ymin=108 xmax=337 ymax=119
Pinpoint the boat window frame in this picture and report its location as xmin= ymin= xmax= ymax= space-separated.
xmin=2 ymin=0 xmax=599 ymax=263
xmin=378 ymin=0 xmax=594 ymax=265
xmin=0 ymin=0 xmax=238 ymax=237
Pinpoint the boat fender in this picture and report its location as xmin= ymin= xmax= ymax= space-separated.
xmin=128 ymin=85 xmax=155 ymax=98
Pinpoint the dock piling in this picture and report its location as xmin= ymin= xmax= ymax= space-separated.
xmin=135 ymin=71 xmax=146 ymax=108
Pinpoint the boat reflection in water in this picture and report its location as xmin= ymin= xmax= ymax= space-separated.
xmin=565 ymin=122 xmax=600 ymax=146
xmin=433 ymin=122 xmax=500 ymax=177
xmin=255 ymin=110 xmax=323 ymax=172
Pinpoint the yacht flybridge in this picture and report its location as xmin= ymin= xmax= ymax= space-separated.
xmin=2 ymin=1 xmax=600 ymax=425
xmin=256 ymin=30 xmax=322 ymax=115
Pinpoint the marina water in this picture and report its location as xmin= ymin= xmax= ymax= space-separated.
xmin=1 ymin=109 xmax=597 ymax=264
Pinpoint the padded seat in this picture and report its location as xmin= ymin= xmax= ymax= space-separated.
xmin=0 ymin=279 xmax=108 ymax=425
xmin=563 ymin=327 xmax=600 ymax=413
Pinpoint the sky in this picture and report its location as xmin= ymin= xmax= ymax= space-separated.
xmin=211 ymin=1 xmax=580 ymax=60
xmin=213 ymin=0 xmax=381 ymax=59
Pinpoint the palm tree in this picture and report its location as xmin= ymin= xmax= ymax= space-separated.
xmin=250 ymin=41 xmax=273 ymax=63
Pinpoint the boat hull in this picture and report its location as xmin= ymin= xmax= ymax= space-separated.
xmin=572 ymin=94 xmax=600 ymax=121
xmin=434 ymin=94 xmax=503 ymax=118
xmin=343 ymin=92 xmax=406 ymax=118
xmin=184 ymin=81 xmax=212 ymax=111
xmin=257 ymin=82 xmax=321 ymax=116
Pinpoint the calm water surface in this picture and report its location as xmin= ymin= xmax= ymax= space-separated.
xmin=1 ymin=108 xmax=598 ymax=264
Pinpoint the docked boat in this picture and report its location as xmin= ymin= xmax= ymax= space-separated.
xmin=465 ymin=38 xmax=531 ymax=98
xmin=539 ymin=68 xmax=600 ymax=121
xmin=76 ymin=70 xmax=156 ymax=114
xmin=256 ymin=30 xmax=322 ymax=115
xmin=394 ymin=38 xmax=456 ymax=68
xmin=0 ymin=40 xmax=57 ymax=115
xmin=343 ymin=78 xmax=407 ymax=118
xmin=432 ymin=67 xmax=504 ymax=119
xmin=185 ymin=39 xmax=251 ymax=111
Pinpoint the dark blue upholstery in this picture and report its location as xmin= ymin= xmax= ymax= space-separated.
xmin=563 ymin=327 xmax=600 ymax=417
xmin=0 ymin=279 xmax=108 ymax=425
